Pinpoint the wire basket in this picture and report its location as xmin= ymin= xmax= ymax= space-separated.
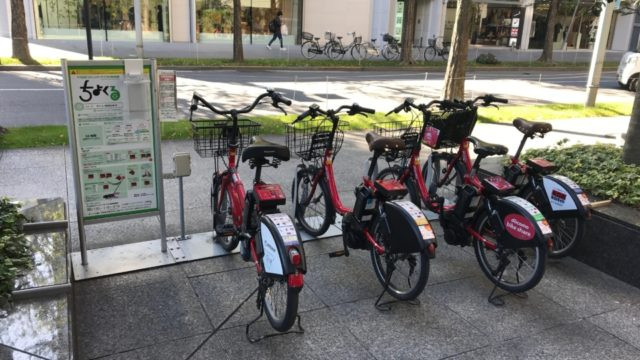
xmin=324 ymin=32 xmax=335 ymax=41
xmin=286 ymin=119 xmax=349 ymax=161
xmin=191 ymin=119 xmax=261 ymax=158
xmin=373 ymin=120 xmax=421 ymax=158
xmin=383 ymin=33 xmax=397 ymax=44
xmin=421 ymin=109 xmax=477 ymax=149
xmin=427 ymin=38 xmax=436 ymax=47
xmin=302 ymin=32 xmax=314 ymax=41
xmin=354 ymin=36 xmax=362 ymax=44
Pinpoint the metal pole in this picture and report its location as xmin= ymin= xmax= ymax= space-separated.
xmin=83 ymin=0 xmax=93 ymax=59
xmin=179 ymin=176 xmax=186 ymax=240
xmin=585 ymin=2 xmax=614 ymax=107
xmin=103 ymin=0 xmax=108 ymax=42
xmin=134 ymin=0 xmax=143 ymax=57
xmin=562 ymin=0 xmax=580 ymax=51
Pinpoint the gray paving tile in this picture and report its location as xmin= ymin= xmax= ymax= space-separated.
xmin=74 ymin=276 xmax=211 ymax=359
xmin=303 ymin=250 xmax=385 ymax=307
xmin=73 ymin=265 xmax=185 ymax=296
xmin=181 ymin=253 xmax=252 ymax=277
xmin=189 ymin=266 xmax=325 ymax=330
xmin=427 ymin=276 xmax=578 ymax=342
xmin=427 ymin=241 xmax=479 ymax=286
xmin=536 ymin=257 xmax=640 ymax=318
xmin=0 ymin=148 xmax=66 ymax=171
xmin=330 ymin=295 xmax=489 ymax=360
xmin=190 ymin=307 xmax=373 ymax=360
xmin=451 ymin=320 xmax=640 ymax=360
xmin=100 ymin=334 xmax=209 ymax=360
xmin=588 ymin=302 xmax=640 ymax=349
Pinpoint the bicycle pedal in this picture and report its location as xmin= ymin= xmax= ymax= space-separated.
xmin=329 ymin=250 xmax=348 ymax=258
xmin=216 ymin=224 xmax=236 ymax=236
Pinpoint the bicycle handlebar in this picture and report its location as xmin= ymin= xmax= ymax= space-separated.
xmin=468 ymin=94 xmax=509 ymax=107
xmin=189 ymin=89 xmax=292 ymax=119
xmin=385 ymin=98 xmax=466 ymax=116
xmin=293 ymin=103 xmax=375 ymax=124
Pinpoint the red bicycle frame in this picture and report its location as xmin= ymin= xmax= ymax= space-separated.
xmin=216 ymin=147 xmax=246 ymax=229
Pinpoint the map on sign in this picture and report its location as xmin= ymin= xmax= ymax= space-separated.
xmin=65 ymin=63 xmax=159 ymax=221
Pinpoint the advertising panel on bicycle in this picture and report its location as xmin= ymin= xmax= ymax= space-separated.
xmin=504 ymin=214 xmax=535 ymax=241
xmin=422 ymin=126 xmax=440 ymax=148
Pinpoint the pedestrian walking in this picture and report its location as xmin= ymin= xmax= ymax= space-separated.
xmin=267 ymin=11 xmax=286 ymax=51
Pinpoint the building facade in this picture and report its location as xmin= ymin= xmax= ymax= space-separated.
xmin=1 ymin=0 xmax=637 ymax=51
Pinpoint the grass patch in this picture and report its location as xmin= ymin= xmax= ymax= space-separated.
xmin=477 ymin=102 xmax=632 ymax=123
xmin=0 ymin=57 xmax=112 ymax=66
xmin=523 ymin=143 xmax=640 ymax=208
xmin=0 ymin=125 xmax=68 ymax=148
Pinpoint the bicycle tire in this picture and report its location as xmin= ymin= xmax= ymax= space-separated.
xmin=473 ymin=209 xmax=546 ymax=293
xmin=370 ymin=219 xmax=430 ymax=300
xmin=363 ymin=42 xmax=378 ymax=59
xmin=441 ymin=45 xmax=449 ymax=61
xmin=292 ymin=168 xmax=335 ymax=237
xmin=422 ymin=152 xmax=464 ymax=207
xmin=328 ymin=43 xmax=345 ymax=60
xmin=350 ymin=44 xmax=367 ymax=61
xmin=521 ymin=188 xmax=585 ymax=258
xmin=213 ymin=183 xmax=240 ymax=252
xmin=424 ymin=46 xmax=436 ymax=61
xmin=323 ymin=40 xmax=337 ymax=59
xmin=300 ymin=41 xmax=318 ymax=59
xmin=376 ymin=166 xmax=421 ymax=207
xmin=262 ymin=275 xmax=300 ymax=332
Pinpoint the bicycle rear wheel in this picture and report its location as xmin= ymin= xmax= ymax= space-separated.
xmin=350 ymin=44 xmax=367 ymax=60
xmin=424 ymin=46 xmax=436 ymax=61
xmin=262 ymin=275 xmax=299 ymax=332
xmin=301 ymin=41 xmax=318 ymax=59
xmin=441 ymin=45 xmax=450 ymax=61
xmin=327 ymin=43 xmax=345 ymax=60
xmin=292 ymin=168 xmax=335 ymax=237
xmin=473 ymin=209 xmax=546 ymax=293
xmin=370 ymin=219 xmax=429 ymax=300
xmin=422 ymin=152 xmax=464 ymax=207
xmin=213 ymin=184 xmax=239 ymax=252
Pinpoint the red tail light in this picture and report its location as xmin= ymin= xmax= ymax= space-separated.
xmin=289 ymin=248 xmax=302 ymax=266
xmin=288 ymin=272 xmax=304 ymax=288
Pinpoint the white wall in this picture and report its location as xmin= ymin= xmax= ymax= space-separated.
xmin=0 ymin=0 xmax=10 ymax=38
xmin=304 ymin=0 xmax=374 ymax=42
xmin=611 ymin=12 xmax=633 ymax=51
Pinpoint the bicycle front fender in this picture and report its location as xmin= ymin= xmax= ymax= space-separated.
xmin=540 ymin=175 xmax=591 ymax=218
xmin=383 ymin=200 xmax=436 ymax=254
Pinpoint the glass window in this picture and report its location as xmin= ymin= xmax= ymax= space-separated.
xmin=34 ymin=0 xmax=169 ymax=41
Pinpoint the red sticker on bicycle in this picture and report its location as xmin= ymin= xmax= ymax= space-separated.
xmin=422 ymin=126 xmax=440 ymax=148
xmin=504 ymin=214 xmax=535 ymax=241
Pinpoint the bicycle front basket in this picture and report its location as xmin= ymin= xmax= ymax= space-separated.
xmin=324 ymin=32 xmax=335 ymax=41
xmin=286 ymin=118 xmax=349 ymax=161
xmin=373 ymin=120 xmax=421 ymax=156
xmin=302 ymin=32 xmax=314 ymax=41
xmin=422 ymin=109 xmax=477 ymax=149
xmin=427 ymin=38 xmax=436 ymax=47
xmin=383 ymin=33 xmax=397 ymax=43
xmin=191 ymin=119 xmax=261 ymax=158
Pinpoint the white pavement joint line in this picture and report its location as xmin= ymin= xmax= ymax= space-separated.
xmin=0 ymin=88 xmax=63 ymax=91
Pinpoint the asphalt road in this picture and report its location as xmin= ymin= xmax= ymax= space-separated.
xmin=0 ymin=69 xmax=633 ymax=127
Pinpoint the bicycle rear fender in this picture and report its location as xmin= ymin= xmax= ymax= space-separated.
xmin=382 ymin=200 xmax=436 ymax=254
xmin=491 ymin=196 xmax=553 ymax=249
xmin=539 ymin=175 xmax=590 ymax=218
xmin=256 ymin=213 xmax=307 ymax=276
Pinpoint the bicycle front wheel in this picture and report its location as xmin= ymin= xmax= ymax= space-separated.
xmin=263 ymin=276 xmax=299 ymax=332
xmin=422 ymin=152 xmax=464 ymax=207
xmin=424 ymin=46 xmax=436 ymax=61
xmin=301 ymin=41 xmax=318 ymax=59
xmin=521 ymin=188 xmax=585 ymax=258
xmin=473 ymin=209 xmax=546 ymax=293
xmin=292 ymin=169 xmax=335 ymax=237
xmin=213 ymin=185 xmax=239 ymax=252
xmin=350 ymin=44 xmax=367 ymax=61
xmin=370 ymin=219 xmax=429 ymax=300
xmin=327 ymin=43 xmax=344 ymax=60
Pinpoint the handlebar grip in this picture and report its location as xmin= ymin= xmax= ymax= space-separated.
xmin=493 ymin=97 xmax=508 ymax=104
xmin=358 ymin=106 xmax=375 ymax=114
xmin=293 ymin=110 xmax=310 ymax=124
xmin=272 ymin=92 xmax=292 ymax=106
xmin=280 ymin=97 xmax=293 ymax=106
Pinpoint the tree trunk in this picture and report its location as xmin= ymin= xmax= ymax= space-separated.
xmin=233 ymin=0 xmax=244 ymax=62
xmin=538 ymin=0 xmax=559 ymax=63
xmin=623 ymin=81 xmax=640 ymax=165
xmin=400 ymin=0 xmax=417 ymax=64
xmin=10 ymin=0 xmax=33 ymax=62
xmin=443 ymin=0 xmax=473 ymax=100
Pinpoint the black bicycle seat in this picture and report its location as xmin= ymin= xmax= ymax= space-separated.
xmin=467 ymin=136 xmax=508 ymax=157
xmin=365 ymin=132 xmax=406 ymax=152
xmin=513 ymin=117 xmax=552 ymax=137
xmin=242 ymin=136 xmax=290 ymax=162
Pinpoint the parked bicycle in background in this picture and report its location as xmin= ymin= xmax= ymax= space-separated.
xmin=327 ymin=32 xmax=367 ymax=60
xmin=300 ymin=31 xmax=340 ymax=60
xmin=189 ymin=90 xmax=307 ymax=336
xmin=423 ymin=35 xmax=450 ymax=61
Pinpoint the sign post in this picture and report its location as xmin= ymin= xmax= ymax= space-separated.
xmin=62 ymin=59 xmax=167 ymax=265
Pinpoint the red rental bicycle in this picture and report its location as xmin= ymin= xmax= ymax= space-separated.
xmin=190 ymin=90 xmax=306 ymax=335
xmin=288 ymin=104 xmax=436 ymax=306
xmin=378 ymin=97 xmax=552 ymax=301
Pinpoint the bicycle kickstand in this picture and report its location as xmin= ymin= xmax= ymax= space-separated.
xmin=487 ymin=259 xmax=529 ymax=306
xmin=374 ymin=259 xmax=420 ymax=311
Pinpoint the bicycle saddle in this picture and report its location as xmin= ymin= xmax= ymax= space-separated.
xmin=467 ymin=136 xmax=508 ymax=157
xmin=513 ymin=117 xmax=552 ymax=137
xmin=242 ymin=136 xmax=290 ymax=162
xmin=365 ymin=132 xmax=406 ymax=152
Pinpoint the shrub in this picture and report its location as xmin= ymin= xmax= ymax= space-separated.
xmin=523 ymin=143 xmax=640 ymax=208
xmin=0 ymin=198 xmax=32 ymax=304
xmin=475 ymin=53 xmax=500 ymax=65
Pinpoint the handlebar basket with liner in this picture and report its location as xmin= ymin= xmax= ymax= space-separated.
xmin=192 ymin=119 xmax=261 ymax=158
xmin=422 ymin=109 xmax=477 ymax=149
xmin=373 ymin=120 xmax=421 ymax=159
xmin=286 ymin=119 xmax=348 ymax=161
